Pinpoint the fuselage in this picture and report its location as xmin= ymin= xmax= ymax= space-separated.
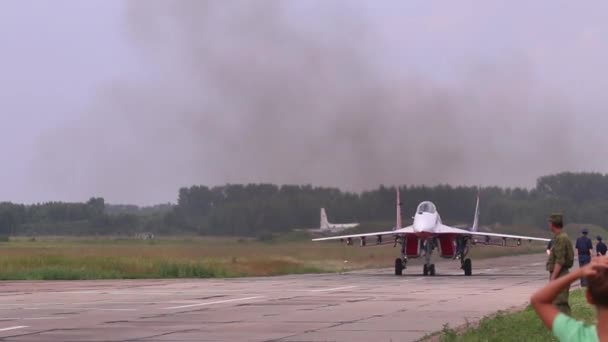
xmin=326 ymin=223 xmax=359 ymax=229
xmin=308 ymin=223 xmax=359 ymax=234
xmin=312 ymin=223 xmax=359 ymax=234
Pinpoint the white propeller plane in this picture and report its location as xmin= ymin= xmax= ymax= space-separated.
xmin=312 ymin=189 xmax=550 ymax=276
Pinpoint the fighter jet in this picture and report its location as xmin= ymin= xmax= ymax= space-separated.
xmin=312 ymin=189 xmax=550 ymax=276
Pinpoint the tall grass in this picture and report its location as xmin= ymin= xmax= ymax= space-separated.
xmin=0 ymin=255 xmax=328 ymax=280
xmin=434 ymin=290 xmax=595 ymax=342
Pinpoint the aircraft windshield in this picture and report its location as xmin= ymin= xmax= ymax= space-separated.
xmin=417 ymin=202 xmax=436 ymax=214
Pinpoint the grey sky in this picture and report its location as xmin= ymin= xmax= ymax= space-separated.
xmin=2 ymin=1 xmax=608 ymax=205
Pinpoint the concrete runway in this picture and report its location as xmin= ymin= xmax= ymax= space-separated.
xmin=0 ymin=254 xmax=552 ymax=342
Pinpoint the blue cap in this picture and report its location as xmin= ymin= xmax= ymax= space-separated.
xmin=582 ymin=228 xmax=589 ymax=234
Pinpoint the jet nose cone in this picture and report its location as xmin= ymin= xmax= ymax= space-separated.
xmin=413 ymin=221 xmax=424 ymax=232
xmin=413 ymin=214 xmax=436 ymax=232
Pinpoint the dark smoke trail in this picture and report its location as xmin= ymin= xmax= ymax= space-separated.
xmin=32 ymin=1 xmax=578 ymax=204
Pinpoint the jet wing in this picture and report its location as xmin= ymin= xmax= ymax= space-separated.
xmin=312 ymin=226 xmax=414 ymax=241
xmin=437 ymin=225 xmax=551 ymax=242
xmin=470 ymin=231 xmax=551 ymax=242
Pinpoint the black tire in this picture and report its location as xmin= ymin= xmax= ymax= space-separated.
xmin=423 ymin=264 xmax=429 ymax=276
xmin=394 ymin=258 xmax=403 ymax=276
xmin=464 ymin=258 xmax=472 ymax=276
xmin=429 ymin=264 xmax=436 ymax=276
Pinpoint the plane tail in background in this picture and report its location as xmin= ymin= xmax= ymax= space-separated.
xmin=395 ymin=188 xmax=402 ymax=230
xmin=320 ymin=208 xmax=330 ymax=230
xmin=472 ymin=190 xmax=480 ymax=232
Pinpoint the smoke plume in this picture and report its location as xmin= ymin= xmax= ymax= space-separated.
xmin=33 ymin=1 xmax=588 ymax=204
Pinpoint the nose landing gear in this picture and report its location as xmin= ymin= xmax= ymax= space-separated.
xmin=422 ymin=239 xmax=436 ymax=276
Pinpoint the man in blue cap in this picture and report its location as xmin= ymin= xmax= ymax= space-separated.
xmin=575 ymin=228 xmax=593 ymax=287
xmin=597 ymin=236 xmax=607 ymax=256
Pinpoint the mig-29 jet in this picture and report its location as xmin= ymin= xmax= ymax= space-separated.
xmin=313 ymin=189 xmax=550 ymax=276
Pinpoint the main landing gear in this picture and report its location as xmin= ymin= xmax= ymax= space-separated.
xmin=395 ymin=258 xmax=404 ymax=276
xmin=462 ymin=258 xmax=472 ymax=276
xmin=395 ymin=237 xmax=407 ymax=276
xmin=456 ymin=237 xmax=472 ymax=276
xmin=395 ymin=237 xmax=473 ymax=276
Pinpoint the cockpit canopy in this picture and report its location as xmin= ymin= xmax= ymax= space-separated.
xmin=417 ymin=201 xmax=437 ymax=214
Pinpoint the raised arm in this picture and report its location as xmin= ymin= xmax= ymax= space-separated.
xmin=531 ymin=257 xmax=608 ymax=329
xmin=530 ymin=268 xmax=582 ymax=328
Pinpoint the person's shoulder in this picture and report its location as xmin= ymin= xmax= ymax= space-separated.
xmin=552 ymin=313 xmax=597 ymax=342
xmin=556 ymin=233 xmax=569 ymax=242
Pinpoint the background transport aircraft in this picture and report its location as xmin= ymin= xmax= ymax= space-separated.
xmin=313 ymin=189 xmax=550 ymax=276
xmin=320 ymin=208 xmax=359 ymax=232
xmin=305 ymin=208 xmax=359 ymax=233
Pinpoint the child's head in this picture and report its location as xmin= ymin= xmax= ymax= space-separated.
xmin=587 ymin=267 xmax=608 ymax=309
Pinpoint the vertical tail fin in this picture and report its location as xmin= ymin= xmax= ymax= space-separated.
xmin=320 ymin=208 xmax=330 ymax=229
xmin=472 ymin=189 xmax=480 ymax=232
xmin=395 ymin=187 xmax=402 ymax=230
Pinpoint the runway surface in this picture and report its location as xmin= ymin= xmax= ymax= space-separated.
xmin=0 ymin=253 xmax=552 ymax=342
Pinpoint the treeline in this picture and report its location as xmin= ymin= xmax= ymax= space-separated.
xmin=0 ymin=198 xmax=145 ymax=236
xmin=168 ymin=172 xmax=608 ymax=234
xmin=2 ymin=172 xmax=608 ymax=236
xmin=105 ymin=203 xmax=173 ymax=217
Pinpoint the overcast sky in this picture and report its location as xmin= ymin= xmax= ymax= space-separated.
xmin=2 ymin=1 xmax=608 ymax=205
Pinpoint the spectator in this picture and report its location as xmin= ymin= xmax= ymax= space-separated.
xmin=545 ymin=213 xmax=574 ymax=315
xmin=575 ymin=228 xmax=593 ymax=287
xmin=531 ymin=257 xmax=608 ymax=341
xmin=597 ymin=236 xmax=607 ymax=257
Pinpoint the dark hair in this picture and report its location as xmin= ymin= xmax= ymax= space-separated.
xmin=589 ymin=268 xmax=608 ymax=308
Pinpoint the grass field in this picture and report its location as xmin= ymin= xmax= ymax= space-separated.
xmin=427 ymin=289 xmax=595 ymax=342
xmin=0 ymin=235 xmax=545 ymax=280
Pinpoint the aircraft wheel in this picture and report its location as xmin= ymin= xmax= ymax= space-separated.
xmin=394 ymin=258 xmax=403 ymax=276
xmin=464 ymin=258 xmax=472 ymax=276
xmin=423 ymin=264 xmax=429 ymax=276
xmin=429 ymin=264 xmax=436 ymax=276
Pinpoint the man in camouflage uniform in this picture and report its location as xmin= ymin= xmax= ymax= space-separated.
xmin=546 ymin=213 xmax=574 ymax=315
